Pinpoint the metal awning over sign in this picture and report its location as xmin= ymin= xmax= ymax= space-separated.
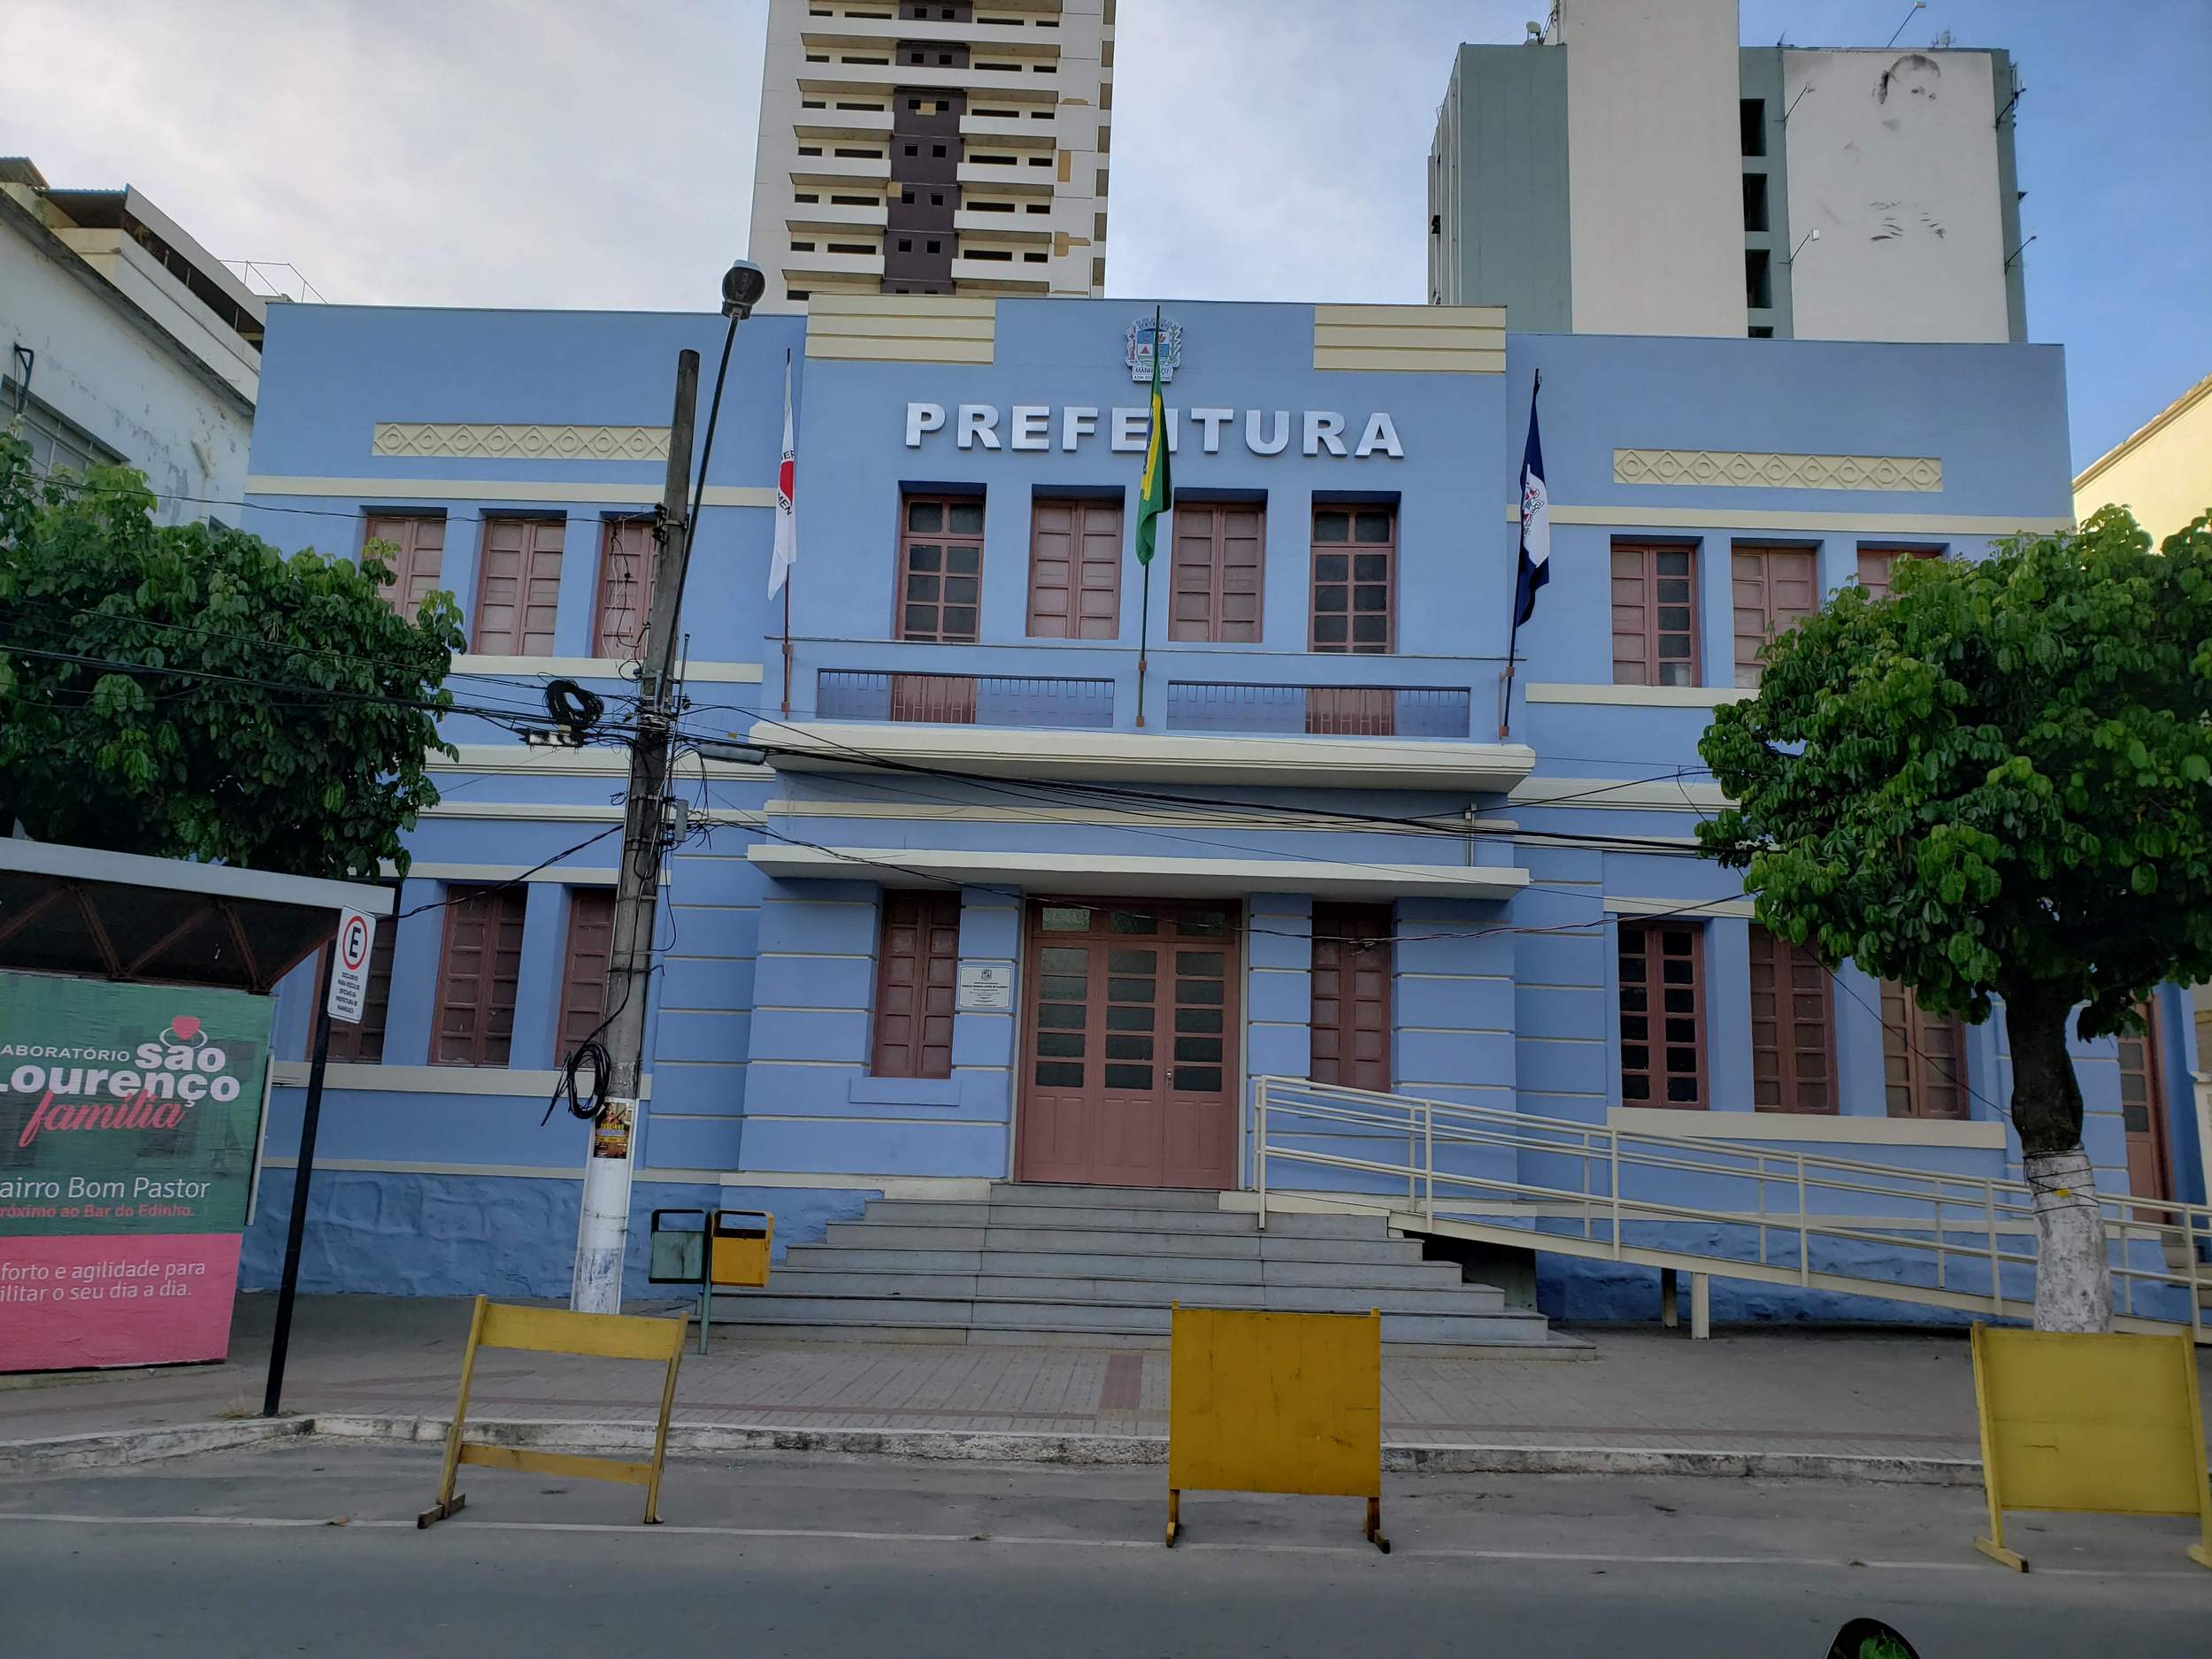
xmin=0 ymin=840 xmax=394 ymax=991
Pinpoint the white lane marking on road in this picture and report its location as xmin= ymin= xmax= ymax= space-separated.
xmin=0 ymin=1513 xmax=2200 ymax=1578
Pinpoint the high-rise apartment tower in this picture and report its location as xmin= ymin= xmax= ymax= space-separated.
xmin=749 ymin=0 xmax=1113 ymax=311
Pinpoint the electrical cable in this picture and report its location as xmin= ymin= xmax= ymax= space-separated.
xmin=6 ymin=602 xmax=565 ymax=711
xmin=0 ymin=638 xmax=642 ymax=741
xmin=695 ymin=707 xmax=1714 ymax=856
xmin=543 ymin=1038 xmax=614 ymax=1127
xmin=391 ymin=822 xmax=626 ymax=918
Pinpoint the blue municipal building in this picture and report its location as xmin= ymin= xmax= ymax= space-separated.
xmin=234 ymin=294 xmax=2202 ymax=1325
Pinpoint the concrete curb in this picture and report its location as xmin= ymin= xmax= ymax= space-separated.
xmin=2 ymin=1411 xmax=1982 ymax=1486
xmin=0 ymin=1417 xmax=311 ymax=1474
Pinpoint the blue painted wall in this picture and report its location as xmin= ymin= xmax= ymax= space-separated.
xmin=234 ymin=295 xmax=2197 ymax=1325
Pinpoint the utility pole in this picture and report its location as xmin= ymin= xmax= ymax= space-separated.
xmin=571 ymin=348 xmax=699 ymax=1314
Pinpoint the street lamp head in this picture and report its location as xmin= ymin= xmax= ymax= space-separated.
xmin=721 ymin=260 xmax=767 ymax=319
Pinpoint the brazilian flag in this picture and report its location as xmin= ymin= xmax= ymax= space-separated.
xmin=1135 ymin=306 xmax=1172 ymax=565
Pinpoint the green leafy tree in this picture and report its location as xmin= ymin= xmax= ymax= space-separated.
xmin=1697 ymin=507 xmax=2212 ymax=1332
xmin=0 ymin=437 xmax=464 ymax=879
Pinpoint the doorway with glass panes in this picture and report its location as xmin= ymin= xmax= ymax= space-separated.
xmin=1013 ymin=899 xmax=1239 ymax=1189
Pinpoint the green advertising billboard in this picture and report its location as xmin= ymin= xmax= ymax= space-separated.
xmin=1 ymin=971 xmax=275 ymax=1371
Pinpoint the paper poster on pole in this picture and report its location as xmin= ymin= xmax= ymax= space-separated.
xmin=326 ymin=908 xmax=376 ymax=1025
xmin=0 ymin=972 xmax=273 ymax=1371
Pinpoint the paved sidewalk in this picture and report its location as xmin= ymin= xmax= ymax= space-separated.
xmin=16 ymin=1292 xmax=2193 ymax=1463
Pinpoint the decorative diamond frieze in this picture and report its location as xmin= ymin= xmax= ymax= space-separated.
xmin=1612 ymin=449 xmax=1941 ymax=493
xmin=372 ymin=423 xmax=670 ymax=463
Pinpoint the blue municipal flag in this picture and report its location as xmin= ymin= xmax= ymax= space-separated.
xmin=1513 ymin=380 xmax=1550 ymax=627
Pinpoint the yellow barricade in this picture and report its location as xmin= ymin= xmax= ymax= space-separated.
xmin=1970 ymin=1324 xmax=2212 ymax=1571
xmin=1166 ymin=1303 xmax=1387 ymax=1552
xmin=418 ymin=1295 xmax=686 ymax=1529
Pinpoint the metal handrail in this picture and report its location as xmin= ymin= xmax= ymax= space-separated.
xmin=1252 ymin=1075 xmax=2211 ymax=1337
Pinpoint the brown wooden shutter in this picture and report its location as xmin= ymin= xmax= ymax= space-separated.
xmin=1856 ymin=545 xmax=1940 ymax=602
xmin=1310 ymin=902 xmax=1392 ymax=1092
xmin=1303 ymin=687 xmax=1395 ymax=736
xmin=1168 ymin=503 xmax=1264 ymax=642
xmin=1611 ymin=541 xmax=1701 ymax=687
xmin=1747 ymin=925 xmax=1835 ymax=1112
xmin=1618 ymin=921 xmax=1706 ymax=1107
xmin=1879 ymin=980 xmax=1968 ymax=1118
xmin=317 ymin=925 xmax=396 ymax=1064
xmin=897 ymin=494 xmax=984 ymax=642
xmin=557 ymin=888 xmax=618 ymax=1058
xmin=2118 ymin=1001 xmax=2174 ymax=1204
xmin=1730 ymin=544 xmax=1817 ymax=688
xmin=363 ymin=514 xmax=446 ymax=617
xmin=432 ymin=884 xmax=527 ymax=1065
xmin=1027 ymin=497 xmax=1124 ymax=639
xmin=472 ymin=518 xmax=565 ymax=654
xmin=593 ymin=518 xmax=656 ymax=658
xmin=1310 ymin=504 xmax=1394 ymax=652
xmin=888 ymin=673 xmax=978 ymax=723
xmin=871 ymin=890 xmax=960 ymax=1079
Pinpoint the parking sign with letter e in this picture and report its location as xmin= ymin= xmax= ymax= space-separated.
xmin=327 ymin=907 xmax=376 ymax=1025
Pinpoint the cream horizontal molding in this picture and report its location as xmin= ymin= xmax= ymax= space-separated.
xmin=1603 ymin=894 xmax=1756 ymax=920
xmin=426 ymin=743 xmax=771 ymax=780
xmin=1615 ymin=449 xmax=1942 ymax=492
xmin=1507 ymin=777 xmax=1734 ymax=811
xmin=804 ymin=292 xmax=997 ymax=365
xmin=373 ymin=423 xmax=667 ymax=463
xmin=1609 ymin=1105 xmax=2007 ymax=1151
xmin=455 ymin=654 xmax=763 ymax=684
xmin=1313 ymin=303 xmax=1506 ymax=375
xmin=764 ymin=796 xmax=1515 ymax=833
xmin=749 ymin=843 xmax=1532 ymax=902
xmin=1500 ymin=499 xmax=2068 ymax=535
xmin=1524 ymin=683 xmax=1755 ymax=709
xmin=246 ymin=474 xmax=776 ymax=509
xmin=424 ymin=801 xmax=764 ymax=827
xmin=270 ymin=1063 xmax=655 ymax=1098
xmin=754 ymin=719 xmax=1537 ymax=794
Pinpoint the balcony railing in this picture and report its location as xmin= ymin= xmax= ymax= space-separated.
xmin=818 ymin=669 xmax=1114 ymax=729
xmin=1166 ymin=681 xmax=1473 ymax=740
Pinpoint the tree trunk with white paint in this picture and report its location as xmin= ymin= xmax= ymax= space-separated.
xmin=2003 ymin=984 xmax=2113 ymax=1333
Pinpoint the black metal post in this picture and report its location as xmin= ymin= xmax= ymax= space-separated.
xmin=263 ymin=934 xmax=336 ymax=1417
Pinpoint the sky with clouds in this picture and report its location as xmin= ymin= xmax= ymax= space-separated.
xmin=4 ymin=0 xmax=2206 ymax=466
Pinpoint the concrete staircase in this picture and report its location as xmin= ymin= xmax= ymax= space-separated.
xmin=708 ymin=1182 xmax=1576 ymax=1353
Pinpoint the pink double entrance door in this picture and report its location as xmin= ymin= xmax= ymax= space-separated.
xmin=1013 ymin=899 xmax=1240 ymax=1190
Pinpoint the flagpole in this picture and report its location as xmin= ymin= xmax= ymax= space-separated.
xmin=1133 ymin=303 xmax=1165 ymax=731
xmin=1499 ymin=369 xmax=1540 ymax=740
xmin=1135 ymin=557 xmax=1151 ymax=728
xmin=776 ymin=347 xmax=795 ymax=718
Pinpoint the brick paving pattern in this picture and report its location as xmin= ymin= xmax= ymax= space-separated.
xmin=8 ymin=1294 xmax=2210 ymax=1462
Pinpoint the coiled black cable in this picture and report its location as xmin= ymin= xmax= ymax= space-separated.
xmin=542 ymin=1038 xmax=612 ymax=1126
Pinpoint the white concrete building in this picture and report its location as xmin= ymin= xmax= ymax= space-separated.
xmin=0 ymin=158 xmax=264 ymax=523
xmin=748 ymin=0 xmax=1112 ymax=311
xmin=1428 ymin=0 xmax=2028 ymax=342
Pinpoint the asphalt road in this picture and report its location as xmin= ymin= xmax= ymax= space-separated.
xmin=1 ymin=1444 xmax=2206 ymax=1657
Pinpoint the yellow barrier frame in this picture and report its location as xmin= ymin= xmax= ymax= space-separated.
xmin=1970 ymin=1323 xmax=2212 ymax=1571
xmin=1165 ymin=1303 xmax=1387 ymax=1552
xmin=418 ymin=1295 xmax=687 ymax=1529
